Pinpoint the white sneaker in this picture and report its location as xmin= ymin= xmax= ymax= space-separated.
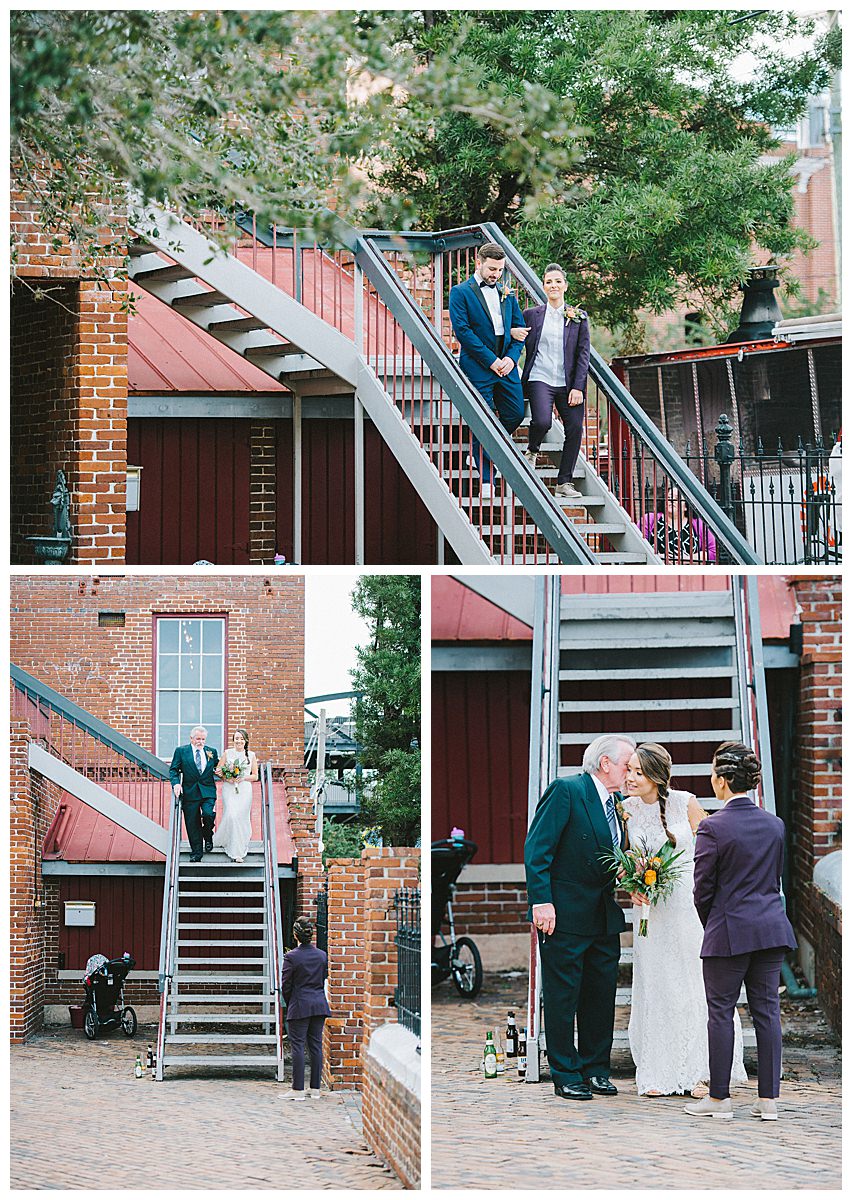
xmin=480 ymin=482 xmax=494 ymax=500
xmin=308 ymin=1088 xmax=322 ymax=1099
xmin=684 ymin=1096 xmax=733 ymax=1119
xmin=555 ymin=482 xmax=583 ymax=501
xmin=285 ymin=1090 xmax=306 ymax=1102
xmin=751 ymin=1099 xmax=778 ymax=1121
xmin=523 ymin=449 xmax=538 ymax=468
xmin=465 ymin=454 xmax=480 ymax=476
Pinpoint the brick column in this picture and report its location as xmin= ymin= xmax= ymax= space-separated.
xmin=10 ymin=708 xmax=62 ymax=1041
xmin=362 ymin=847 xmax=420 ymax=1044
xmin=283 ymin=766 xmax=323 ymax=913
xmin=787 ymin=574 xmax=842 ymax=967
xmin=249 ymin=421 xmax=277 ymax=563
xmin=323 ymin=856 xmax=366 ymax=1089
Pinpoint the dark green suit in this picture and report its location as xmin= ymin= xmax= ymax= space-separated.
xmin=525 ymin=772 xmax=626 ymax=1086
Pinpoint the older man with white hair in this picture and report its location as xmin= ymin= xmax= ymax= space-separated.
xmin=525 ymin=733 xmax=635 ymax=1101
xmin=169 ymin=726 xmax=220 ymax=862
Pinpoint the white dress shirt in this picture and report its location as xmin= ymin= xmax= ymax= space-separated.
xmin=590 ymin=771 xmax=613 ymax=814
xmin=529 ymin=302 xmax=567 ymax=387
xmin=473 ymin=271 xmax=504 ymax=337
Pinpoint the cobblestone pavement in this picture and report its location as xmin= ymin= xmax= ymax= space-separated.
xmin=432 ymin=973 xmax=841 ymax=1190
xmin=11 ymin=1025 xmax=402 ymax=1190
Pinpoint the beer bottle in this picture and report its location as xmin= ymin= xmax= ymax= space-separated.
xmin=494 ymin=1028 xmax=505 ymax=1074
xmin=146 ymin=1044 xmax=153 ymax=1070
xmin=483 ymin=1031 xmax=498 ymax=1079
xmin=505 ymin=1010 xmax=518 ymax=1058
xmin=134 ymin=1053 xmax=143 ymax=1079
xmin=517 ymin=1027 xmax=527 ymax=1079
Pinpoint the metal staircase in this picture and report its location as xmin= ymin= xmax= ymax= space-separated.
xmin=127 ymin=205 xmax=760 ymax=566
xmin=157 ymin=763 xmax=285 ymax=1079
xmin=524 ymin=577 xmax=775 ymax=1081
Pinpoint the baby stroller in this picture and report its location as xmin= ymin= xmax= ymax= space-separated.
xmin=82 ymin=952 xmax=138 ymax=1040
xmin=431 ymin=836 xmax=483 ymax=998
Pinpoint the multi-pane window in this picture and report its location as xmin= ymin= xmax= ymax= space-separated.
xmin=155 ymin=617 xmax=225 ymax=759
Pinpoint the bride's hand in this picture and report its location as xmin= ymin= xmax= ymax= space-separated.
xmin=629 ymin=892 xmax=649 ymax=907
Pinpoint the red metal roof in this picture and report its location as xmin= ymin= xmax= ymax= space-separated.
xmin=42 ymin=781 xmax=296 ymax=865
xmin=432 ymin=575 xmax=797 ymax=642
xmin=128 ymin=285 xmax=287 ymax=394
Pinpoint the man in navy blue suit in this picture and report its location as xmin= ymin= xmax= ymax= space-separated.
xmin=448 ymin=242 xmax=526 ymax=497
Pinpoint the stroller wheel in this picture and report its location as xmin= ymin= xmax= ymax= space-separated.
xmin=121 ymin=1007 xmax=138 ymax=1036
xmin=451 ymin=936 xmax=483 ymax=998
xmin=83 ymin=1008 xmax=98 ymax=1040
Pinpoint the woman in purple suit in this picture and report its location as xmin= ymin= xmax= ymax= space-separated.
xmin=521 ymin=264 xmax=591 ymax=501
xmin=281 ymin=915 xmax=331 ymax=1101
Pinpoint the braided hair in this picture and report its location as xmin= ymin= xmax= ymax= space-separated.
xmin=293 ymin=916 xmax=314 ymax=945
xmin=712 ymin=741 xmax=761 ymax=795
xmin=635 ymin=743 xmax=675 ymax=847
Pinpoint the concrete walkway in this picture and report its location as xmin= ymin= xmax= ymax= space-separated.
xmin=11 ymin=1025 xmax=402 ymax=1190
xmin=432 ymin=973 xmax=841 ymax=1190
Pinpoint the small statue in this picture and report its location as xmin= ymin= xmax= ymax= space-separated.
xmin=51 ymin=471 xmax=72 ymax=541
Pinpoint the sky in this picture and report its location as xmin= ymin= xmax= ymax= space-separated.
xmin=304 ymin=573 xmax=370 ymax=717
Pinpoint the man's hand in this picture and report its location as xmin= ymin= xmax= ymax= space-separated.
xmin=173 ymin=783 xmax=182 ymax=799
xmin=568 ymin=388 xmax=584 ymax=406
xmin=510 ymin=326 xmax=529 ymax=342
xmin=532 ymin=902 xmax=556 ymax=936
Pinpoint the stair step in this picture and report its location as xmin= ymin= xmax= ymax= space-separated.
xmin=132 ymin=262 xmax=195 ymax=284
xmin=169 ymin=1013 xmax=275 ymax=1025
xmin=172 ymin=289 xmax=233 ymax=310
xmin=165 ymin=1033 xmax=277 ymax=1044
xmin=174 ymin=994 xmax=276 ymax=1003
xmin=573 ymin=524 xmax=627 ymax=536
xmin=128 ymin=239 xmax=160 ymax=257
xmin=179 ymin=939 xmax=266 ymax=947
xmin=176 ymin=957 xmax=268 ymax=964
xmin=591 ymin=553 xmax=651 ymax=564
xmin=206 ymin=315 xmax=268 ymax=333
xmin=172 ymin=974 xmax=268 ymax=983
xmin=179 ymin=907 xmax=265 ymax=913
xmin=559 ymin=728 xmax=739 ymax=745
xmin=161 ymin=1054 xmax=277 ymax=1066
xmin=560 ymin=666 xmax=735 ymax=681
xmin=559 ymin=698 xmax=737 ymax=713
xmin=558 ymin=763 xmax=714 ymax=777
xmin=559 ymin=635 xmax=735 ymax=650
xmin=178 ymin=875 xmax=263 ymax=883
xmin=178 ymin=923 xmax=265 ymax=931
xmin=180 ymin=891 xmax=265 ymax=898
xmin=244 ymin=342 xmax=300 ymax=358
xmin=562 ymin=593 xmax=735 ymax=617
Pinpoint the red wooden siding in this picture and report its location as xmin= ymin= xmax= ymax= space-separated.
xmin=59 ymin=876 xmax=163 ymax=971
xmin=275 ymin=419 xmax=438 ymax=565
xmin=127 ymin=418 xmax=251 ymax=564
xmin=432 ymin=671 xmax=532 ymax=863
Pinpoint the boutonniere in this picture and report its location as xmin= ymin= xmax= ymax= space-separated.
xmin=615 ymin=801 xmax=629 ymax=823
xmin=205 ymin=749 xmax=213 ymax=760
xmin=563 ymin=304 xmax=588 ymax=325
xmin=501 ymin=283 xmax=515 ymax=301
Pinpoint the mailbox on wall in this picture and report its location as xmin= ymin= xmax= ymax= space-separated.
xmin=64 ymin=901 xmax=95 ymax=927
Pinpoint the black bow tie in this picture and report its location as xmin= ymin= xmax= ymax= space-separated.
xmin=479 ymin=280 xmax=498 ymax=290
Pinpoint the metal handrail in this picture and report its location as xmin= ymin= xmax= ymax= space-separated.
xmin=732 ymin=577 xmax=777 ymax=814
xmin=482 ymin=223 xmax=762 ymax=565
xmin=155 ymin=789 xmax=181 ymax=1080
xmin=11 ymin=664 xmax=171 ymax=777
xmin=355 ymin=234 xmax=597 ymax=564
xmin=261 ymin=762 xmax=285 ymax=1080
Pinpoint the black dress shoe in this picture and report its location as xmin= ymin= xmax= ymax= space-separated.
xmin=585 ymin=1076 xmax=618 ymax=1095
xmin=204 ymin=841 xmax=213 ymax=854
xmin=190 ymin=853 xmax=202 ymax=862
xmin=554 ymin=1081 xmax=593 ymax=1101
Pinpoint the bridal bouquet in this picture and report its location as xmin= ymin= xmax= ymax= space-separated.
xmin=220 ymin=757 xmax=246 ymax=783
xmin=600 ymin=840 xmax=687 ymax=936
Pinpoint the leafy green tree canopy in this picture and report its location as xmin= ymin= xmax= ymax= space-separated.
xmin=368 ymin=9 xmax=840 ymax=343
xmin=350 ymin=575 xmax=420 ymax=846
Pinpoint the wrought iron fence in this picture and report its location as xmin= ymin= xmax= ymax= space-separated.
xmin=683 ymin=418 xmax=841 ymax=565
xmin=315 ymin=885 xmax=329 ymax=954
xmin=393 ymin=888 xmax=421 ymax=1041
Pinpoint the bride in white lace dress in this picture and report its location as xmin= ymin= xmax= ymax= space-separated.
xmin=213 ymin=727 xmax=258 ymax=863
xmin=623 ymin=743 xmax=748 ymax=1097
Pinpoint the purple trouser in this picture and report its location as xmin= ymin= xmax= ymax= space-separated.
xmin=703 ymin=947 xmax=786 ymax=1099
xmin=288 ymin=1014 xmax=326 ymax=1090
xmin=526 ymin=381 xmax=585 ymax=484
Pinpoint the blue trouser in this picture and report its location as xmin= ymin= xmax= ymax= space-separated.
xmin=460 ymin=355 xmax=524 ymax=483
xmin=288 ymin=1014 xmax=326 ymax=1090
xmin=703 ymin=947 xmax=786 ymax=1099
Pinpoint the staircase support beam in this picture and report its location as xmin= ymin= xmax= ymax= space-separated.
xmin=29 ymin=743 xmax=169 ymax=854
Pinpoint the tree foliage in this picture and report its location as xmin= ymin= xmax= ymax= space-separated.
xmin=368 ymin=9 xmax=840 ymax=344
xmin=10 ymin=9 xmax=576 ymax=277
xmin=350 ymin=576 xmax=420 ymax=846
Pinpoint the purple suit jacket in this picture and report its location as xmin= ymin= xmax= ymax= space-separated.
xmin=520 ymin=304 xmax=591 ymax=393
xmin=693 ymin=796 xmax=797 ymax=957
xmin=281 ymin=943 xmax=331 ymax=1020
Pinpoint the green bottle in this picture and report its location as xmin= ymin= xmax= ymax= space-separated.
xmin=134 ymin=1053 xmax=143 ymax=1078
xmin=483 ymin=1031 xmax=498 ymax=1079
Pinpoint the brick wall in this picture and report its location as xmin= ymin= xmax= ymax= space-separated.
xmin=787 ymin=574 xmax=842 ymax=1009
xmin=361 ymin=1047 xmax=421 ymax=1189
xmin=9 ymin=575 xmax=305 ymax=766
xmin=11 ymin=186 xmax=129 ymax=564
xmin=323 ymin=857 xmax=367 ymax=1089
xmin=11 ymin=712 xmax=63 ymax=1042
xmin=807 ymin=884 xmax=841 ymax=1034
xmin=450 ymin=879 xmax=527 ymax=936
xmin=249 ymin=422 xmax=278 ymax=562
